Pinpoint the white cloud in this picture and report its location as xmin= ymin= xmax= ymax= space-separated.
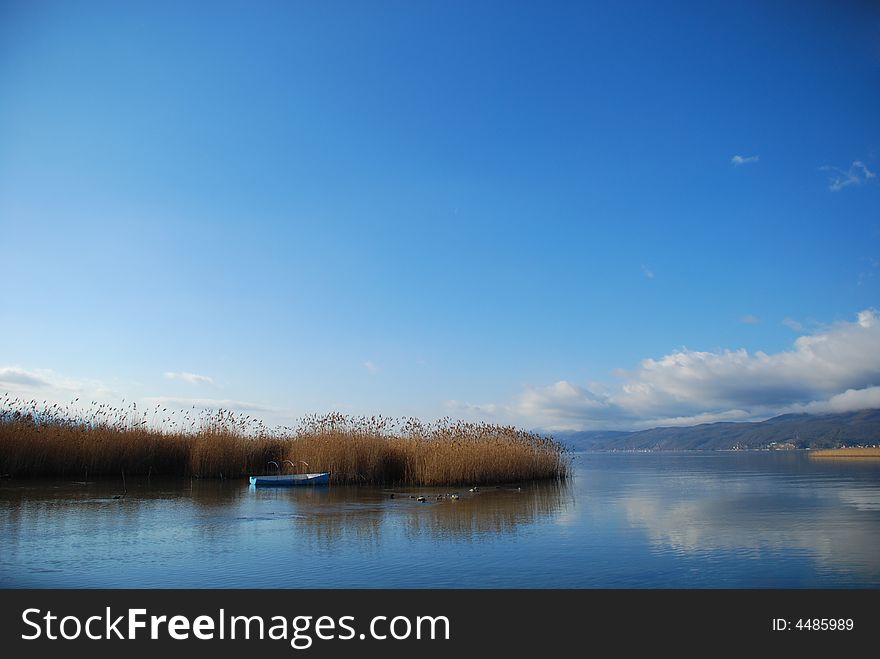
xmin=494 ymin=309 xmax=880 ymax=430
xmin=731 ymin=154 xmax=759 ymax=166
xmin=0 ymin=366 xmax=116 ymax=402
xmin=785 ymin=386 xmax=880 ymax=415
xmin=363 ymin=360 xmax=379 ymax=373
xmin=0 ymin=367 xmax=51 ymax=388
xmin=518 ymin=381 xmax=611 ymax=420
xmin=782 ymin=317 xmax=803 ymax=332
xmin=445 ymin=400 xmax=499 ymax=416
xmin=741 ymin=314 xmax=760 ymax=324
xmin=163 ymin=371 xmax=214 ymax=385
xmin=641 ymin=264 xmax=655 ymax=280
xmin=616 ymin=309 xmax=880 ymax=413
xmin=821 ymin=160 xmax=876 ymax=191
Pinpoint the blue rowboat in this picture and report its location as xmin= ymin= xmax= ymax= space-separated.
xmin=249 ymin=472 xmax=330 ymax=487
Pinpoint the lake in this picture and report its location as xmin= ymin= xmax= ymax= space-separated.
xmin=1 ymin=451 xmax=879 ymax=588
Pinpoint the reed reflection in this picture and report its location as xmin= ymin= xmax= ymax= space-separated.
xmin=396 ymin=481 xmax=572 ymax=540
xmin=244 ymin=480 xmax=573 ymax=546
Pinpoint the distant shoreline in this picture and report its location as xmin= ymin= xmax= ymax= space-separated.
xmin=572 ymin=447 xmax=878 ymax=454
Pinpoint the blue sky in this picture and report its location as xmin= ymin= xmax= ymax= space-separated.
xmin=1 ymin=1 xmax=878 ymax=430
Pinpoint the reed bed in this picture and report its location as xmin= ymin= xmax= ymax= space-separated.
xmin=808 ymin=447 xmax=880 ymax=459
xmin=0 ymin=396 xmax=569 ymax=485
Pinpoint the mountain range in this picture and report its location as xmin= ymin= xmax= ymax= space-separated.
xmin=551 ymin=409 xmax=880 ymax=451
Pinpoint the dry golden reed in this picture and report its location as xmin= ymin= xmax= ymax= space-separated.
xmin=808 ymin=447 xmax=880 ymax=459
xmin=0 ymin=396 xmax=569 ymax=485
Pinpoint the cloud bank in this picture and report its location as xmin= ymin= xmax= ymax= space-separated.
xmin=0 ymin=366 xmax=116 ymax=402
xmin=0 ymin=367 xmax=51 ymax=388
xmin=469 ymin=309 xmax=880 ymax=430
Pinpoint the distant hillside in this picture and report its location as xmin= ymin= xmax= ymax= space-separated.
xmin=553 ymin=409 xmax=880 ymax=451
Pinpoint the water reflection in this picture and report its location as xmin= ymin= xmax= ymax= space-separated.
xmin=255 ymin=486 xmax=388 ymax=549
xmin=580 ymin=452 xmax=880 ymax=582
xmin=0 ymin=478 xmax=571 ymax=563
xmin=2 ymin=453 xmax=879 ymax=587
xmin=621 ymin=492 xmax=880 ymax=573
xmin=242 ymin=481 xmax=572 ymax=545
xmin=397 ymin=482 xmax=572 ymax=540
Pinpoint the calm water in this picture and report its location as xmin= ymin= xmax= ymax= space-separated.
xmin=1 ymin=452 xmax=879 ymax=588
